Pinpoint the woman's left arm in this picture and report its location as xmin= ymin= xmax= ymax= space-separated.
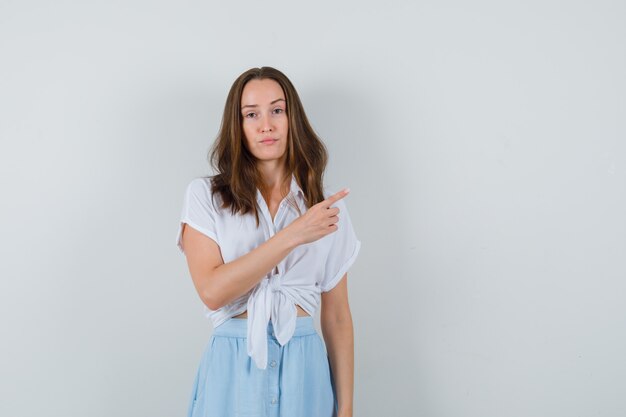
xmin=320 ymin=273 xmax=354 ymax=417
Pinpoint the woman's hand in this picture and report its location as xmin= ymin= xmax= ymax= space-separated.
xmin=281 ymin=188 xmax=350 ymax=246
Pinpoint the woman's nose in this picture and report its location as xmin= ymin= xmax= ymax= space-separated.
xmin=260 ymin=119 xmax=273 ymax=132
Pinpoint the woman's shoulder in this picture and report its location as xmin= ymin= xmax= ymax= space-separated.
xmin=185 ymin=176 xmax=213 ymax=197
xmin=184 ymin=176 xmax=222 ymax=210
xmin=186 ymin=176 xmax=213 ymax=190
xmin=322 ymin=183 xmax=338 ymax=198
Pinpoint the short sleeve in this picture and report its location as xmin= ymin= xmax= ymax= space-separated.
xmin=319 ymin=197 xmax=361 ymax=292
xmin=176 ymin=178 xmax=219 ymax=254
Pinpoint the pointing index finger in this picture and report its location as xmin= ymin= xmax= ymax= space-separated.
xmin=323 ymin=187 xmax=350 ymax=208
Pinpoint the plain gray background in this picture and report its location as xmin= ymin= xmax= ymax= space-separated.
xmin=1 ymin=1 xmax=625 ymax=416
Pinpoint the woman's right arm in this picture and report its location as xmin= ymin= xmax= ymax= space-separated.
xmin=181 ymin=188 xmax=350 ymax=310
xmin=182 ymin=224 xmax=299 ymax=310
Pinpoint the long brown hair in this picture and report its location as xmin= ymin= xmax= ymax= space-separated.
xmin=206 ymin=66 xmax=329 ymax=228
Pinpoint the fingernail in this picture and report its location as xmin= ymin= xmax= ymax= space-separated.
xmin=344 ymin=187 xmax=350 ymax=193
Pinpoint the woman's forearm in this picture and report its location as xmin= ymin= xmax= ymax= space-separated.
xmin=203 ymin=229 xmax=300 ymax=310
xmin=321 ymin=312 xmax=354 ymax=416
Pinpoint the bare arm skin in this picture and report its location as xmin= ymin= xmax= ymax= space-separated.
xmin=180 ymin=188 xmax=350 ymax=310
xmin=321 ymin=273 xmax=354 ymax=417
xmin=181 ymin=224 xmax=298 ymax=310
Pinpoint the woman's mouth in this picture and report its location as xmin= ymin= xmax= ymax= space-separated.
xmin=260 ymin=139 xmax=278 ymax=145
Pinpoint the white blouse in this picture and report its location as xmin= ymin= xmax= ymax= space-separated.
xmin=176 ymin=173 xmax=361 ymax=369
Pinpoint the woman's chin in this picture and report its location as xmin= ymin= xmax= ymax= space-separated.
xmin=254 ymin=151 xmax=287 ymax=162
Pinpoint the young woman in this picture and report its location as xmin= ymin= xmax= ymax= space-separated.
xmin=176 ymin=66 xmax=361 ymax=417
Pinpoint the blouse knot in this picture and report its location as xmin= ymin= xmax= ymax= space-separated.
xmin=268 ymin=274 xmax=281 ymax=292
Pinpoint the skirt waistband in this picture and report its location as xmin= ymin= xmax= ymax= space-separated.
xmin=213 ymin=316 xmax=317 ymax=339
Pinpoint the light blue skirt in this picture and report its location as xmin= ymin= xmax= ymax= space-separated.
xmin=187 ymin=316 xmax=338 ymax=417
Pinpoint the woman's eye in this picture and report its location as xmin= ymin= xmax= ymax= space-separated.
xmin=273 ymin=108 xmax=284 ymax=114
xmin=245 ymin=112 xmax=256 ymax=118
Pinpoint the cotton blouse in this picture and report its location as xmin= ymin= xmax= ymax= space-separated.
xmin=176 ymin=173 xmax=361 ymax=370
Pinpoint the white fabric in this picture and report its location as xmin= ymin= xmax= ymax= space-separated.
xmin=176 ymin=173 xmax=361 ymax=369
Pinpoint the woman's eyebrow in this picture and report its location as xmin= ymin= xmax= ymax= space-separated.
xmin=241 ymin=98 xmax=285 ymax=110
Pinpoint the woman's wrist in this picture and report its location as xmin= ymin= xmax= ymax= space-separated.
xmin=275 ymin=226 xmax=301 ymax=249
xmin=338 ymin=407 xmax=353 ymax=417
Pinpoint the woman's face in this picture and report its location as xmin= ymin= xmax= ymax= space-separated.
xmin=240 ymin=78 xmax=289 ymax=163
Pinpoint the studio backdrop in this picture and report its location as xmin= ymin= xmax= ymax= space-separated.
xmin=1 ymin=1 xmax=624 ymax=416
